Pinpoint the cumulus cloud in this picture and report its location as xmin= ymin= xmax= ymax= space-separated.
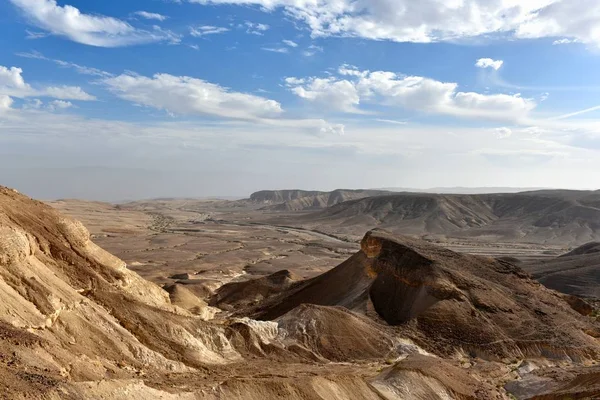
xmin=47 ymin=100 xmax=73 ymax=110
xmin=286 ymin=67 xmax=536 ymax=122
xmin=103 ymin=72 xmax=284 ymax=120
xmin=0 ymin=95 xmax=13 ymax=111
xmin=23 ymin=98 xmax=43 ymax=109
xmin=186 ymin=0 xmax=600 ymax=46
xmin=190 ymin=25 xmax=229 ymax=37
xmin=285 ymin=76 xmax=361 ymax=113
xmin=515 ymin=0 xmax=600 ymax=45
xmin=475 ymin=58 xmax=504 ymax=70
xmin=0 ymin=65 xmax=96 ymax=100
xmin=0 ymin=66 xmax=28 ymax=89
xmin=9 ymin=0 xmax=180 ymax=47
xmin=133 ymin=11 xmax=168 ymax=21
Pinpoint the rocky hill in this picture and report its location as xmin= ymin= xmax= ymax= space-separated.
xmin=296 ymin=190 xmax=600 ymax=245
xmin=249 ymin=189 xmax=392 ymax=211
xmin=238 ymin=230 xmax=600 ymax=361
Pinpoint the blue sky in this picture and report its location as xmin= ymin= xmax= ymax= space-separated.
xmin=1 ymin=0 xmax=600 ymax=200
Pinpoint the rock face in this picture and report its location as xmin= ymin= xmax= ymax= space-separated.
xmin=245 ymin=230 xmax=600 ymax=361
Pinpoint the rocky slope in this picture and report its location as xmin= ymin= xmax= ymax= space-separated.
xmin=296 ymin=190 xmax=600 ymax=245
xmin=249 ymin=189 xmax=392 ymax=211
xmin=0 ymin=187 xmax=385 ymax=398
xmin=523 ymin=242 xmax=600 ymax=299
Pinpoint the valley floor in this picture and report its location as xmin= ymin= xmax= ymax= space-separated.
xmin=51 ymin=199 xmax=565 ymax=290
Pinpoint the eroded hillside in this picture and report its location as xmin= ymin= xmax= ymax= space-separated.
xmin=2 ymin=186 xmax=600 ymax=399
xmin=296 ymin=190 xmax=600 ymax=245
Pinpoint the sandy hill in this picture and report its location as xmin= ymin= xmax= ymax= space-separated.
xmin=0 ymin=186 xmax=260 ymax=397
xmin=295 ymin=190 xmax=600 ymax=245
xmin=248 ymin=189 xmax=392 ymax=211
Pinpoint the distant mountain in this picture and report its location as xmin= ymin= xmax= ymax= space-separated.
xmin=378 ymin=187 xmax=553 ymax=194
xmin=296 ymin=190 xmax=600 ymax=245
xmin=249 ymin=189 xmax=393 ymax=211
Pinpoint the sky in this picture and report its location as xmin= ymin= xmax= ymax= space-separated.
xmin=1 ymin=0 xmax=600 ymax=201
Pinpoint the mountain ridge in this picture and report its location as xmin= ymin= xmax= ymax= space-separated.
xmin=293 ymin=190 xmax=600 ymax=245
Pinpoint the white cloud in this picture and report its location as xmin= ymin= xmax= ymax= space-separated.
xmin=521 ymin=126 xmax=547 ymax=137
xmin=552 ymin=38 xmax=579 ymax=45
xmin=282 ymin=39 xmax=298 ymax=47
xmin=134 ymin=11 xmax=168 ymax=21
xmin=475 ymin=58 xmax=504 ymax=70
xmin=303 ymin=44 xmax=323 ymax=57
xmin=9 ymin=0 xmax=180 ymax=47
xmin=286 ymin=67 xmax=536 ymax=122
xmin=16 ymin=51 xmax=113 ymax=77
xmin=47 ymin=100 xmax=73 ymax=110
xmin=44 ymin=86 xmax=94 ymax=101
xmin=515 ymin=0 xmax=600 ymax=45
xmin=0 ymin=95 xmax=13 ymax=111
xmin=23 ymin=98 xmax=43 ymax=109
xmin=261 ymin=47 xmax=289 ymax=53
xmin=494 ymin=127 xmax=513 ymax=138
xmin=338 ymin=64 xmax=368 ymax=77
xmin=286 ymin=77 xmax=361 ymax=113
xmin=375 ymin=119 xmax=407 ymax=125
xmin=103 ymin=72 xmax=284 ymax=120
xmin=243 ymin=21 xmax=269 ymax=35
xmin=0 ymin=65 xmax=96 ymax=101
xmin=187 ymin=0 xmax=600 ymax=46
xmin=53 ymin=60 xmax=113 ymax=77
xmin=190 ymin=25 xmax=229 ymax=37
xmin=25 ymin=29 xmax=48 ymax=39
xmin=0 ymin=66 xmax=28 ymax=88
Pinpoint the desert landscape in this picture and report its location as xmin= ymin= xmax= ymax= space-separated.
xmin=0 ymin=185 xmax=599 ymax=399
xmin=4 ymin=0 xmax=600 ymax=398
